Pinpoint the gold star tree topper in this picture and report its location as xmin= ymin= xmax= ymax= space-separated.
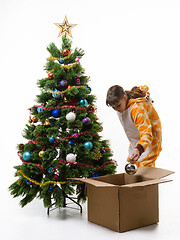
xmin=54 ymin=16 xmax=77 ymax=38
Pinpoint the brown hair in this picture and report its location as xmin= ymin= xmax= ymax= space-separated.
xmin=106 ymin=85 xmax=146 ymax=106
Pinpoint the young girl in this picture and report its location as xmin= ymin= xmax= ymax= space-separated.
xmin=106 ymin=85 xmax=162 ymax=167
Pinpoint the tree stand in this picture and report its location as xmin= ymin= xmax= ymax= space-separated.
xmin=47 ymin=191 xmax=83 ymax=215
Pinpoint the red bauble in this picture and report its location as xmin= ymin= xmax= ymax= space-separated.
xmin=62 ymin=48 xmax=69 ymax=56
xmin=32 ymin=116 xmax=38 ymax=123
xmin=89 ymin=106 xmax=95 ymax=113
xmin=48 ymin=72 xmax=53 ymax=79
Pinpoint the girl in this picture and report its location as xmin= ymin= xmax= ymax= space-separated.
xmin=106 ymin=85 xmax=162 ymax=167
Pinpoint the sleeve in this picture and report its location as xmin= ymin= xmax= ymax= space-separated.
xmin=130 ymin=103 xmax=153 ymax=152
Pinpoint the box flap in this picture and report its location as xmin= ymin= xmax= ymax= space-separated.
xmin=135 ymin=167 xmax=174 ymax=179
xmin=120 ymin=178 xmax=172 ymax=188
xmin=72 ymin=178 xmax=116 ymax=187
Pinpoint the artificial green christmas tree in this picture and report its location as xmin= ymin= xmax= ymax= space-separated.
xmin=9 ymin=16 xmax=117 ymax=210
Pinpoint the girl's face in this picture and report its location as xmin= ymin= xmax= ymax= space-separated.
xmin=111 ymin=94 xmax=128 ymax=113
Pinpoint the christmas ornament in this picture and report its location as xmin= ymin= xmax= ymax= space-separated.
xmin=84 ymin=141 xmax=93 ymax=150
xmin=48 ymin=166 xmax=55 ymax=174
xmin=44 ymin=119 xmax=51 ymax=125
xmin=66 ymin=153 xmax=76 ymax=163
xmin=66 ymin=112 xmax=76 ymax=121
xmin=59 ymin=80 xmax=67 ymax=87
xmin=54 ymin=15 xmax=77 ymax=38
xmin=94 ymin=150 xmax=102 ymax=161
xmin=32 ymin=116 xmax=38 ymax=123
xmin=37 ymin=106 xmax=44 ymax=112
xmin=125 ymin=162 xmax=137 ymax=175
xmin=79 ymin=99 xmax=88 ymax=107
xmin=59 ymin=59 xmax=65 ymax=64
xmin=39 ymin=150 xmax=45 ymax=158
xmin=23 ymin=152 xmax=32 ymax=161
xmin=100 ymin=148 xmax=106 ymax=154
xmin=69 ymin=140 xmax=74 ymax=146
xmin=75 ymin=57 xmax=80 ymax=62
xmin=62 ymin=48 xmax=69 ymax=56
xmin=52 ymin=109 xmax=60 ymax=118
xmin=28 ymin=117 xmax=32 ymax=123
xmin=82 ymin=117 xmax=91 ymax=125
xmin=89 ymin=106 xmax=95 ymax=113
xmin=48 ymin=72 xmax=53 ymax=79
xmin=64 ymin=97 xmax=68 ymax=103
xmin=76 ymin=76 xmax=80 ymax=86
xmin=92 ymin=173 xmax=99 ymax=178
xmin=26 ymin=179 xmax=32 ymax=185
xmin=52 ymin=90 xmax=60 ymax=99
xmin=19 ymin=144 xmax=24 ymax=150
xmin=72 ymin=133 xmax=78 ymax=139
xmin=87 ymin=86 xmax=91 ymax=92
xmin=49 ymin=137 xmax=55 ymax=143
xmin=48 ymin=187 xmax=53 ymax=193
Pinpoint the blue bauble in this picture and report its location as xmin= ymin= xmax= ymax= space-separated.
xmin=82 ymin=117 xmax=91 ymax=125
xmin=69 ymin=140 xmax=75 ymax=146
xmin=84 ymin=141 xmax=93 ymax=150
xmin=48 ymin=187 xmax=53 ymax=193
xmin=87 ymin=87 xmax=92 ymax=92
xmin=100 ymin=149 xmax=106 ymax=154
xmin=52 ymin=109 xmax=60 ymax=118
xmin=37 ymin=106 xmax=44 ymax=112
xmin=48 ymin=166 xmax=55 ymax=174
xmin=49 ymin=137 xmax=55 ymax=143
xmin=79 ymin=99 xmax=88 ymax=107
xmin=26 ymin=179 xmax=32 ymax=185
xmin=59 ymin=59 xmax=65 ymax=64
xmin=52 ymin=90 xmax=60 ymax=99
xmin=59 ymin=80 xmax=67 ymax=87
xmin=92 ymin=173 xmax=99 ymax=178
xmin=23 ymin=152 xmax=32 ymax=161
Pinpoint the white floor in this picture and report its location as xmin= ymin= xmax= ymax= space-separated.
xmin=1 ymin=171 xmax=179 ymax=240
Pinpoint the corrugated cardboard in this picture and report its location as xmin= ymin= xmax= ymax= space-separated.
xmin=76 ymin=167 xmax=174 ymax=232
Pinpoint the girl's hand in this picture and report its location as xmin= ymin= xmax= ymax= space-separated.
xmin=131 ymin=148 xmax=140 ymax=163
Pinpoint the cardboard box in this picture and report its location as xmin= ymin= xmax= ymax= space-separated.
xmin=78 ymin=167 xmax=174 ymax=232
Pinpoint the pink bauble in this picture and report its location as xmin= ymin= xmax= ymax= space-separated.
xmin=75 ymin=57 xmax=80 ymax=63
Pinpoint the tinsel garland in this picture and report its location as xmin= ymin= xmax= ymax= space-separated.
xmin=18 ymin=150 xmax=117 ymax=174
xmin=17 ymin=152 xmax=44 ymax=173
xmin=46 ymin=50 xmax=73 ymax=62
xmin=55 ymin=159 xmax=117 ymax=170
xmin=26 ymin=131 xmax=99 ymax=149
xmin=17 ymin=159 xmax=117 ymax=187
xmin=41 ymin=85 xmax=86 ymax=95
xmin=52 ymin=131 xmax=99 ymax=148
xmin=17 ymin=170 xmax=72 ymax=186
xmin=31 ymin=105 xmax=95 ymax=113
xmin=46 ymin=62 xmax=79 ymax=73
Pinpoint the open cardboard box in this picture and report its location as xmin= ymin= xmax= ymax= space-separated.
xmin=77 ymin=167 xmax=174 ymax=232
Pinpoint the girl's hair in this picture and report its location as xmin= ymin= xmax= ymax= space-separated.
xmin=106 ymin=85 xmax=146 ymax=106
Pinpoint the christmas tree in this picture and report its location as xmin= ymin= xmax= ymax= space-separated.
xmin=9 ymin=16 xmax=117 ymax=209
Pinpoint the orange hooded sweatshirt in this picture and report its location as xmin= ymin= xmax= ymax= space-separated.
xmin=117 ymin=86 xmax=162 ymax=167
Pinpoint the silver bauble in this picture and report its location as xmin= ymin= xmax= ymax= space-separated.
xmin=125 ymin=163 xmax=137 ymax=175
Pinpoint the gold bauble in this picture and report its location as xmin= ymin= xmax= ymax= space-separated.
xmin=39 ymin=150 xmax=44 ymax=158
xmin=64 ymin=97 xmax=68 ymax=103
xmin=44 ymin=119 xmax=50 ymax=125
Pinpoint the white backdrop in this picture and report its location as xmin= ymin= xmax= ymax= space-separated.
xmin=0 ymin=0 xmax=180 ymax=239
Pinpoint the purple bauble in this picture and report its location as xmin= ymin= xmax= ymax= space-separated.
xmin=82 ymin=117 xmax=91 ymax=125
xmin=72 ymin=133 xmax=79 ymax=139
xmin=59 ymin=80 xmax=67 ymax=87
